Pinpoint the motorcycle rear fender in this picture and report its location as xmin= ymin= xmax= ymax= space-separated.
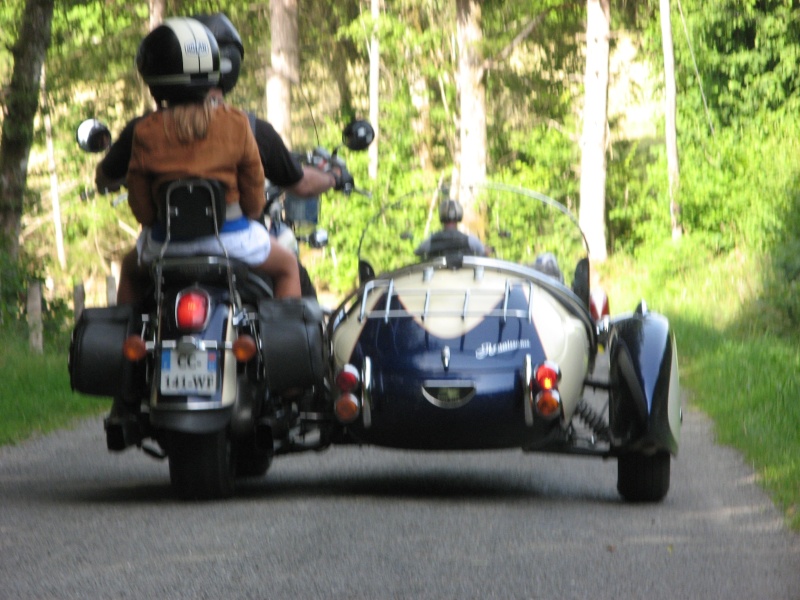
xmin=151 ymin=300 xmax=239 ymax=424
xmin=607 ymin=307 xmax=681 ymax=455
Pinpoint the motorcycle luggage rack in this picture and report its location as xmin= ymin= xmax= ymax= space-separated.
xmin=358 ymin=276 xmax=534 ymax=324
xmin=153 ymin=179 xmax=239 ymax=336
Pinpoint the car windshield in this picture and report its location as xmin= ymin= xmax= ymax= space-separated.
xmin=353 ymin=182 xmax=588 ymax=290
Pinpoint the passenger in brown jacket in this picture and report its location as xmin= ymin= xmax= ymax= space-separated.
xmin=123 ymin=17 xmax=300 ymax=299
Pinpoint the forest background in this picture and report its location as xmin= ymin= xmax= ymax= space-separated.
xmin=0 ymin=0 xmax=798 ymax=528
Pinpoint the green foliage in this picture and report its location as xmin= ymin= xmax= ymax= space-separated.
xmin=0 ymin=252 xmax=74 ymax=337
xmin=0 ymin=323 xmax=106 ymax=446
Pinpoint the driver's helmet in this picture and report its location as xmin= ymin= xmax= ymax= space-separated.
xmin=192 ymin=13 xmax=244 ymax=94
xmin=438 ymin=199 xmax=463 ymax=223
xmin=136 ymin=17 xmax=220 ymax=105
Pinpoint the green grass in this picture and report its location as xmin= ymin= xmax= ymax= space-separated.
xmin=598 ymin=242 xmax=800 ymax=530
xmin=0 ymin=330 xmax=107 ymax=446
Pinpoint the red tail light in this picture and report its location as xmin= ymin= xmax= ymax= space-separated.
xmin=335 ymin=364 xmax=360 ymax=392
xmin=176 ymin=289 xmax=210 ymax=332
xmin=590 ymin=289 xmax=610 ymax=321
xmin=534 ymin=361 xmax=561 ymax=391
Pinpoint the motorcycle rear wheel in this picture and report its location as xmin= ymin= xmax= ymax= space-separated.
xmin=167 ymin=430 xmax=236 ymax=500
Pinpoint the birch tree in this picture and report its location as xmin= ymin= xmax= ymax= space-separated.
xmin=456 ymin=0 xmax=487 ymax=238
xmin=578 ymin=0 xmax=610 ymax=263
xmin=267 ymin=0 xmax=299 ymax=146
xmin=660 ymin=0 xmax=681 ymax=239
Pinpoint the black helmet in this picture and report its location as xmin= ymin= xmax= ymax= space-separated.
xmin=438 ymin=199 xmax=463 ymax=223
xmin=192 ymin=13 xmax=243 ymax=94
xmin=136 ymin=17 xmax=220 ymax=104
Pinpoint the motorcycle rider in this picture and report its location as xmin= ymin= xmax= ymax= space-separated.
xmin=126 ymin=16 xmax=301 ymax=296
xmin=96 ymin=12 xmax=345 ymax=304
xmin=414 ymin=198 xmax=486 ymax=259
xmin=104 ymin=17 xmax=305 ymax=449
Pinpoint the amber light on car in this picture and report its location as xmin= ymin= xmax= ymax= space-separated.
xmin=176 ymin=289 xmax=210 ymax=332
xmin=334 ymin=393 xmax=361 ymax=423
xmin=531 ymin=361 xmax=562 ymax=420
xmin=123 ymin=335 xmax=147 ymax=361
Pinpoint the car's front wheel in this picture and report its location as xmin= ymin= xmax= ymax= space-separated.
xmin=617 ymin=450 xmax=670 ymax=502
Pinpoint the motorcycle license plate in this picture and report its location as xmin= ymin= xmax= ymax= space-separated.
xmin=160 ymin=349 xmax=218 ymax=396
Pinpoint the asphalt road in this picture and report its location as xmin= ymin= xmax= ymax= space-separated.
xmin=1 ymin=401 xmax=798 ymax=600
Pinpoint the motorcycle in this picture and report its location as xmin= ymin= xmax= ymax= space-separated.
xmin=70 ymin=117 xmax=374 ymax=499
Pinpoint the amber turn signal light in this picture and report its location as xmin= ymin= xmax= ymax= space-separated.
xmin=122 ymin=335 xmax=147 ymax=362
xmin=534 ymin=390 xmax=562 ymax=419
xmin=232 ymin=335 xmax=257 ymax=362
xmin=334 ymin=393 xmax=360 ymax=423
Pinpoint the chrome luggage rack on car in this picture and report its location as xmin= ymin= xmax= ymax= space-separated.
xmin=357 ymin=264 xmax=535 ymax=324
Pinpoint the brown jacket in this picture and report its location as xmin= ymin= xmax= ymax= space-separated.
xmin=127 ymin=103 xmax=265 ymax=227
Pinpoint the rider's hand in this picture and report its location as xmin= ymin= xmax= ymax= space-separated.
xmin=331 ymin=166 xmax=354 ymax=192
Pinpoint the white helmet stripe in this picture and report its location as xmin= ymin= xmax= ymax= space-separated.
xmin=164 ymin=17 xmax=215 ymax=75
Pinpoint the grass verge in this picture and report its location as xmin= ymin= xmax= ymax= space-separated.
xmin=0 ymin=330 xmax=107 ymax=446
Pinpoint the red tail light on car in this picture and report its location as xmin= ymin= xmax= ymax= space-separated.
xmin=335 ymin=364 xmax=360 ymax=393
xmin=176 ymin=289 xmax=210 ymax=332
xmin=529 ymin=360 xmax=563 ymax=421
xmin=334 ymin=364 xmax=361 ymax=423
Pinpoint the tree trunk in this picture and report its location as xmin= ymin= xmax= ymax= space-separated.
xmin=368 ymin=0 xmax=380 ymax=180
xmin=41 ymin=64 xmax=65 ymax=269
xmin=267 ymin=0 xmax=299 ymax=147
xmin=142 ymin=0 xmax=166 ymax=112
xmin=27 ymin=280 xmax=43 ymax=353
xmin=0 ymin=0 xmax=55 ymax=258
xmin=578 ymin=0 xmax=610 ymax=263
xmin=456 ymin=0 xmax=487 ymax=238
xmin=660 ymin=0 xmax=681 ymax=239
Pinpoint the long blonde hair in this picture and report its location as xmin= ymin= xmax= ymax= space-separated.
xmin=163 ymin=96 xmax=216 ymax=143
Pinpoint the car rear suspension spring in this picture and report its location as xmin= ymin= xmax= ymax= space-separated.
xmin=575 ymin=399 xmax=610 ymax=442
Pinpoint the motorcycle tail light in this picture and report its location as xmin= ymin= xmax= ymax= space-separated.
xmin=232 ymin=335 xmax=257 ymax=362
xmin=534 ymin=361 xmax=561 ymax=391
xmin=590 ymin=289 xmax=610 ymax=321
xmin=535 ymin=390 xmax=562 ymax=419
xmin=176 ymin=289 xmax=210 ymax=332
xmin=334 ymin=393 xmax=360 ymax=423
xmin=335 ymin=364 xmax=360 ymax=392
xmin=123 ymin=335 xmax=147 ymax=361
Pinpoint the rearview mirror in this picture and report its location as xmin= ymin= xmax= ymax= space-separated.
xmin=342 ymin=120 xmax=375 ymax=151
xmin=76 ymin=119 xmax=112 ymax=153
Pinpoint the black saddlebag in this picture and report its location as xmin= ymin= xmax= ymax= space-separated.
xmin=69 ymin=305 xmax=142 ymax=397
xmin=258 ymin=298 xmax=325 ymax=393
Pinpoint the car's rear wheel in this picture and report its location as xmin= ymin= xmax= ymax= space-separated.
xmin=617 ymin=450 xmax=670 ymax=502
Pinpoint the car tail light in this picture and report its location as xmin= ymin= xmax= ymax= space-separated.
xmin=335 ymin=364 xmax=360 ymax=392
xmin=534 ymin=390 xmax=561 ymax=419
xmin=590 ymin=289 xmax=610 ymax=321
xmin=176 ymin=289 xmax=210 ymax=332
xmin=528 ymin=360 xmax=562 ymax=420
xmin=334 ymin=393 xmax=360 ymax=423
xmin=123 ymin=335 xmax=147 ymax=361
xmin=534 ymin=361 xmax=561 ymax=391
